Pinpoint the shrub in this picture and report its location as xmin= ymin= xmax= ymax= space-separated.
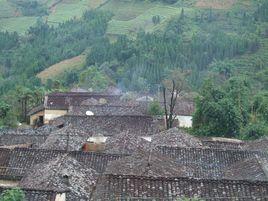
xmin=148 ymin=101 xmax=164 ymax=116
xmin=0 ymin=188 xmax=25 ymax=201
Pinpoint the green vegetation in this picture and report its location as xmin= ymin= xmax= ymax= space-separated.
xmin=148 ymin=101 xmax=164 ymax=115
xmin=0 ymin=188 xmax=25 ymax=201
xmin=193 ymin=77 xmax=268 ymax=139
xmin=0 ymin=0 xmax=267 ymax=139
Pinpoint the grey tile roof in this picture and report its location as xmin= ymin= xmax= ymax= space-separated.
xmin=92 ymin=174 xmax=268 ymax=201
xmin=19 ymin=155 xmax=98 ymax=201
xmin=51 ymin=115 xmax=161 ymax=136
xmin=156 ymin=146 xmax=268 ymax=180
xmin=0 ymin=148 xmax=125 ymax=180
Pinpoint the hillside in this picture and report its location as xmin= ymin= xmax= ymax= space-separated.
xmin=0 ymin=0 xmax=267 ymax=139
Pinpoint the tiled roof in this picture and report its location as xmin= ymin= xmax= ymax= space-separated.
xmin=20 ymin=155 xmax=98 ymax=201
xmin=104 ymin=132 xmax=151 ymax=154
xmin=39 ymin=126 xmax=90 ymax=151
xmin=51 ymin=115 xmax=161 ymax=136
xmin=44 ymin=92 xmax=121 ymax=110
xmin=224 ymin=157 xmax=268 ymax=181
xmin=156 ymin=146 xmax=268 ymax=179
xmin=27 ymin=104 xmax=45 ymax=116
xmin=0 ymin=126 xmax=57 ymax=148
xmin=244 ymin=137 xmax=268 ymax=152
xmin=1 ymin=146 xmax=267 ymax=182
xmin=68 ymin=104 xmax=147 ymax=116
xmin=151 ymin=127 xmax=203 ymax=148
xmin=0 ymin=148 xmax=124 ymax=179
xmin=92 ymin=174 xmax=268 ymax=200
xmin=105 ymin=150 xmax=195 ymax=178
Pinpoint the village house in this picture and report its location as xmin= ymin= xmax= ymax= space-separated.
xmin=28 ymin=91 xmax=195 ymax=128
xmin=0 ymin=90 xmax=266 ymax=200
xmin=27 ymin=92 xmax=122 ymax=126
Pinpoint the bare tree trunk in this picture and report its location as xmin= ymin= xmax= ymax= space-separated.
xmin=163 ymin=80 xmax=179 ymax=130
xmin=162 ymin=87 xmax=169 ymax=129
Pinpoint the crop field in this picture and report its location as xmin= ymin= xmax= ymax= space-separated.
xmin=37 ymin=54 xmax=86 ymax=83
xmin=47 ymin=0 xmax=107 ymax=24
xmin=100 ymin=0 xmax=193 ymax=36
xmin=0 ymin=0 xmax=18 ymax=18
xmin=100 ymin=0 xmax=157 ymax=21
xmin=0 ymin=0 xmax=108 ymax=33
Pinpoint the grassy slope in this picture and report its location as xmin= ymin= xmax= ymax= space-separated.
xmin=37 ymin=54 xmax=86 ymax=83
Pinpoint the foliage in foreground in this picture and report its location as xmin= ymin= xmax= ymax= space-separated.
xmin=0 ymin=188 xmax=25 ymax=201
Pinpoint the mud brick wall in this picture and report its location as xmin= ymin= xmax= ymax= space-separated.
xmin=156 ymin=147 xmax=268 ymax=179
xmin=94 ymin=175 xmax=268 ymax=200
xmin=54 ymin=115 xmax=161 ymax=136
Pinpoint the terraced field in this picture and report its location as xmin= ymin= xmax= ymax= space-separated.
xmin=0 ymin=0 xmax=108 ymax=33
xmin=47 ymin=0 xmax=107 ymax=24
xmin=100 ymin=0 xmax=189 ymax=36
xmin=0 ymin=0 xmax=17 ymax=18
xmin=0 ymin=16 xmax=37 ymax=33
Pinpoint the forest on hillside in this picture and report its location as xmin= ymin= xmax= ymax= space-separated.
xmin=0 ymin=0 xmax=267 ymax=139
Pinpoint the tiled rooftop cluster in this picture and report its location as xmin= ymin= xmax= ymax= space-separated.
xmin=93 ymin=174 xmax=268 ymax=201
xmin=1 ymin=91 xmax=268 ymax=200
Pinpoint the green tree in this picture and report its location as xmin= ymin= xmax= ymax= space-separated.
xmin=0 ymin=188 xmax=25 ymax=201
xmin=79 ymin=66 xmax=110 ymax=91
xmin=148 ymin=101 xmax=164 ymax=115
xmin=193 ymin=79 xmax=243 ymax=137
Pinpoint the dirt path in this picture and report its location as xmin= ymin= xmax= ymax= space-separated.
xmin=48 ymin=0 xmax=63 ymax=13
